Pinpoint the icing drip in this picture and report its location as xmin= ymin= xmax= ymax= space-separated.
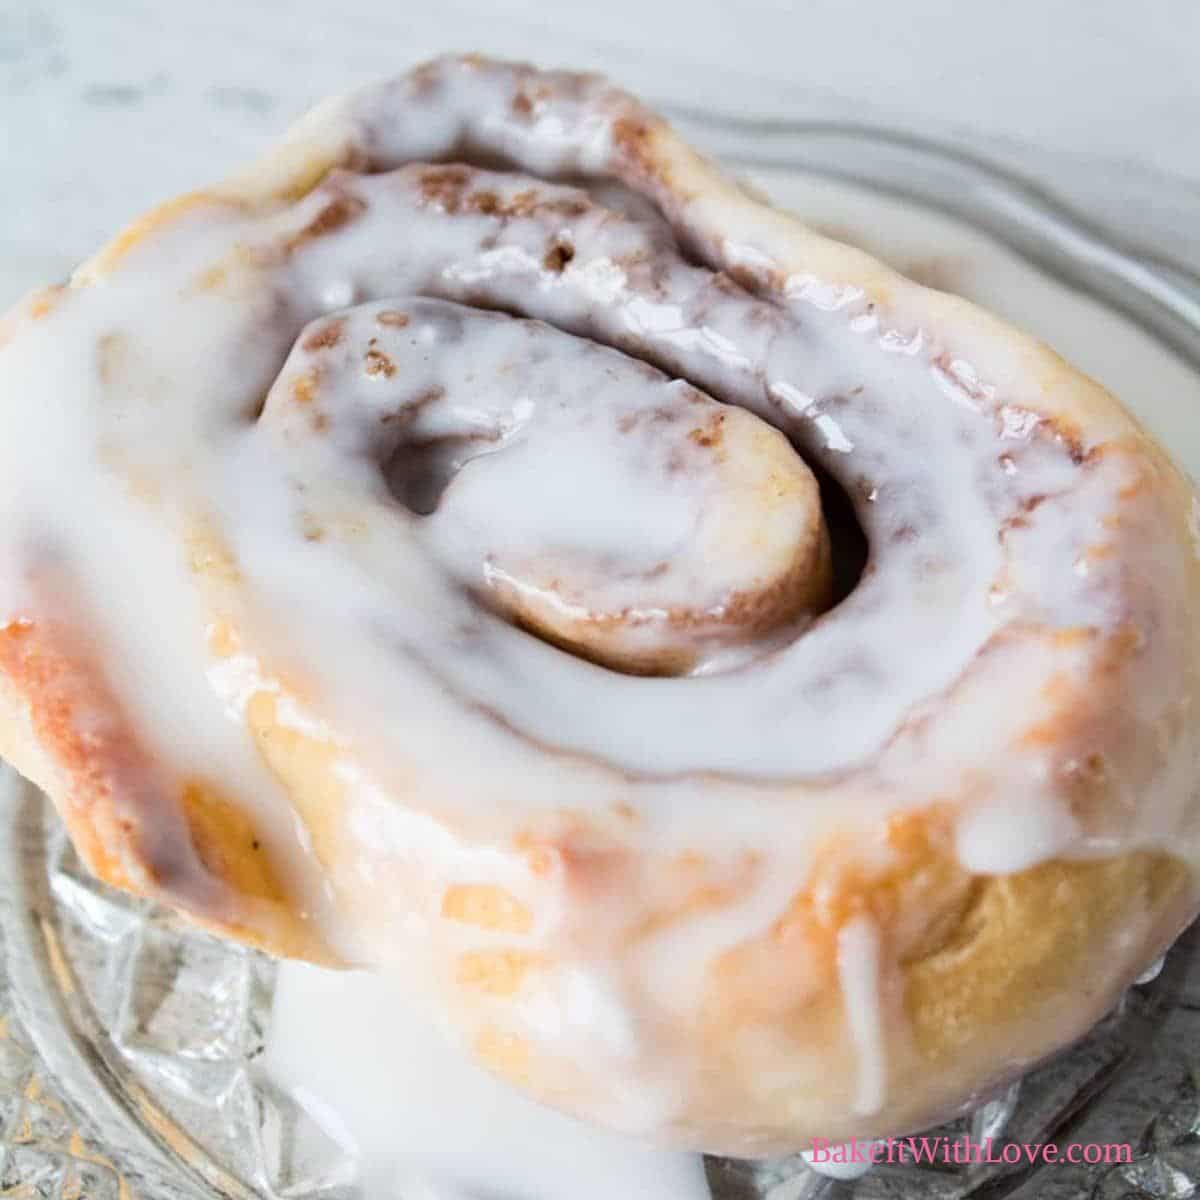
xmin=836 ymin=916 xmax=887 ymax=1117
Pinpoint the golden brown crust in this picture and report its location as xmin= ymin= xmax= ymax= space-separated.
xmin=0 ymin=617 xmax=331 ymax=962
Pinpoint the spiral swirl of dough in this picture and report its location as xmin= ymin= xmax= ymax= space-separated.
xmin=0 ymin=56 xmax=1198 ymax=1152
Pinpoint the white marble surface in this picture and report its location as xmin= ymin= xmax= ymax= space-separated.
xmin=1 ymin=0 xmax=1198 ymax=302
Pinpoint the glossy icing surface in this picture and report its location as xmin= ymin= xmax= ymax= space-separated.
xmin=1 ymin=56 xmax=1197 ymax=1160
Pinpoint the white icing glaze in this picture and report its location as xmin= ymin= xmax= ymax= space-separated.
xmin=1 ymin=56 xmax=1198 ymax=1158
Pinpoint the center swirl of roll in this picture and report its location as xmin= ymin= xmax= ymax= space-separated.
xmin=269 ymin=298 xmax=832 ymax=676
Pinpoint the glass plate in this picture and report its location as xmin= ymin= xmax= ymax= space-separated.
xmin=1 ymin=124 xmax=1198 ymax=1200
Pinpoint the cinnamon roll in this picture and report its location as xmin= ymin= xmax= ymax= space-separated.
xmin=1 ymin=55 xmax=1198 ymax=1155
